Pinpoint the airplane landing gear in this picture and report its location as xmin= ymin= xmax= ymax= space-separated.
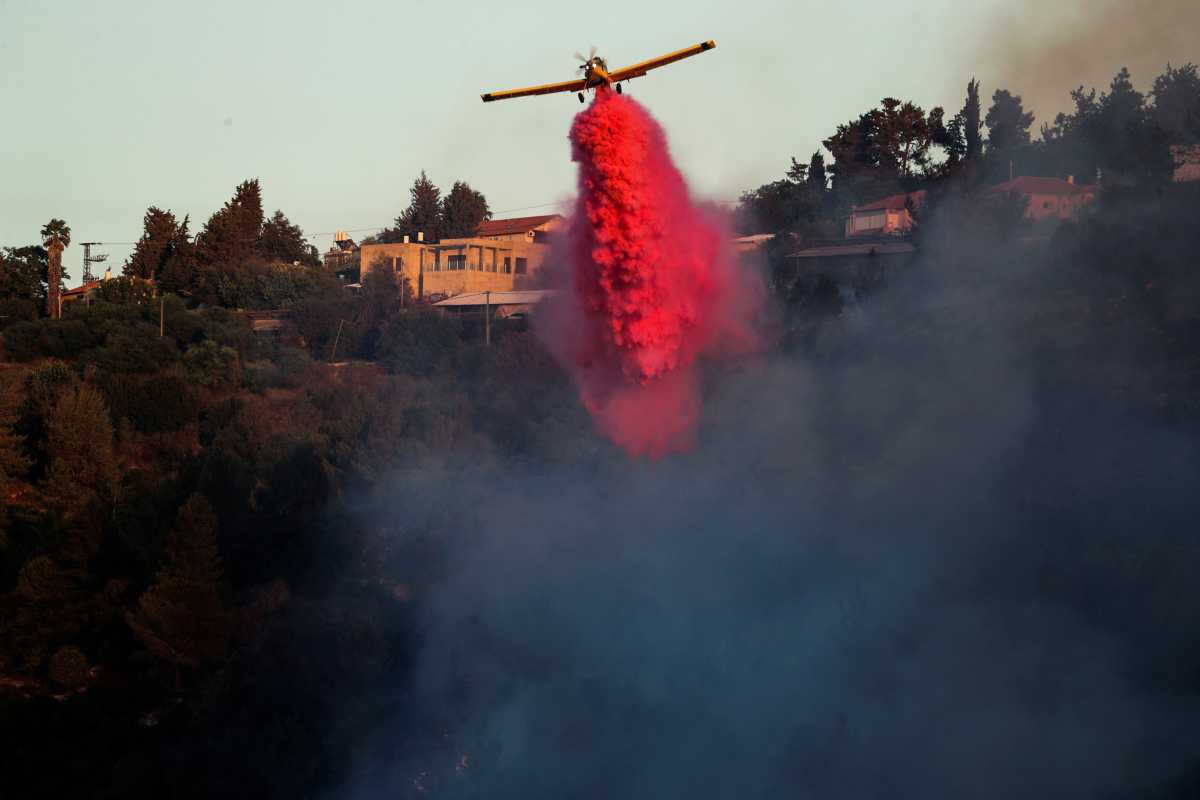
xmin=578 ymin=92 xmax=585 ymax=103
xmin=616 ymin=83 xmax=623 ymax=94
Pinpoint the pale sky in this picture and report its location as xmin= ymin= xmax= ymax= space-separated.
xmin=2 ymin=0 xmax=1195 ymax=278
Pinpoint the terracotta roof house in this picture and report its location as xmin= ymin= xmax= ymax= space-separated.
xmin=988 ymin=176 xmax=1096 ymax=221
xmin=475 ymin=214 xmax=563 ymax=241
xmin=846 ymin=191 xmax=926 ymax=238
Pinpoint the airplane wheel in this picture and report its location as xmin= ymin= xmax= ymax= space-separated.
xmin=616 ymin=83 xmax=623 ymax=94
xmin=578 ymin=92 xmax=585 ymax=103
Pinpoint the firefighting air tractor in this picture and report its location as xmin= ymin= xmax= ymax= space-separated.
xmin=481 ymin=40 xmax=716 ymax=104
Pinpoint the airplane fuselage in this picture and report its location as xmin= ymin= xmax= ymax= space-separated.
xmin=584 ymin=64 xmax=612 ymax=89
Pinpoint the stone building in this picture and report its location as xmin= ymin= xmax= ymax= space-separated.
xmin=358 ymin=214 xmax=563 ymax=299
xmin=845 ymin=191 xmax=926 ymax=238
xmin=988 ymin=176 xmax=1096 ymax=221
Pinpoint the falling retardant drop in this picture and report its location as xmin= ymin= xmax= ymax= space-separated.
xmin=545 ymin=90 xmax=760 ymax=459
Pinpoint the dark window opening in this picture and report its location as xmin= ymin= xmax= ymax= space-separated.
xmin=515 ymin=257 xmax=528 ymax=275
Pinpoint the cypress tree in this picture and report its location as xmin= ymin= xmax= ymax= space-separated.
xmin=43 ymin=384 xmax=119 ymax=518
xmin=440 ymin=181 xmax=491 ymax=239
xmin=384 ymin=171 xmax=443 ymax=243
xmin=126 ymin=494 xmax=229 ymax=680
xmin=125 ymin=207 xmax=182 ymax=280
xmin=964 ymin=79 xmax=983 ymax=162
xmin=196 ymin=179 xmax=264 ymax=266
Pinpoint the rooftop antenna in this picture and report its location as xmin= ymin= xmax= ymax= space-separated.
xmin=80 ymin=242 xmax=109 ymax=283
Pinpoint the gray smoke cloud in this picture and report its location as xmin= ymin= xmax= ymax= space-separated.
xmin=330 ymin=201 xmax=1200 ymax=798
xmin=974 ymin=0 xmax=1200 ymax=125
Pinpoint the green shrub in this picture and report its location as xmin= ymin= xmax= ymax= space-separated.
xmin=68 ymin=301 xmax=143 ymax=339
xmin=293 ymin=296 xmax=357 ymax=358
xmin=1 ymin=319 xmax=98 ymax=362
xmin=243 ymin=360 xmax=284 ymax=394
xmin=274 ymin=347 xmax=312 ymax=388
xmin=198 ymin=308 xmax=255 ymax=357
xmin=159 ymin=295 xmax=206 ymax=348
xmin=47 ymin=645 xmax=89 ymax=689
xmin=184 ymin=340 xmax=239 ymax=388
xmin=123 ymin=372 xmax=199 ymax=433
xmin=21 ymin=360 xmax=78 ymax=420
xmin=378 ymin=312 xmax=464 ymax=377
xmin=81 ymin=324 xmax=180 ymax=375
xmin=97 ymin=276 xmax=156 ymax=306
xmin=0 ymin=299 xmax=38 ymax=331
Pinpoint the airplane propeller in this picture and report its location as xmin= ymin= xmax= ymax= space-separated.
xmin=574 ymin=46 xmax=598 ymax=69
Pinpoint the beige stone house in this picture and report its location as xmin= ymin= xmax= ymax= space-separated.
xmin=359 ymin=214 xmax=563 ymax=299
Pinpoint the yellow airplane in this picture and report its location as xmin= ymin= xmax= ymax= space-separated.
xmin=481 ymin=40 xmax=716 ymax=104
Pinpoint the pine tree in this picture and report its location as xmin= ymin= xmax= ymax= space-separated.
xmin=985 ymin=89 xmax=1035 ymax=154
xmin=40 ymin=219 xmax=70 ymax=319
xmin=196 ymin=179 xmax=264 ymax=266
xmin=440 ymin=181 xmax=491 ymax=239
xmin=383 ymin=171 xmax=443 ymax=243
xmin=126 ymin=494 xmax=229 ymax=678
xmin=258 ymin=210 xmax=318 ymax=266
xmin=0 ymin=414 xmax=27 ymax=499
xmin=0 ymin=385 xmax=29 ymax=539
xmin=125 ymin=207 xmax=182 ymax=280
xmin=807 ymin=151 xmax=827 ymax=191
xmin=964 ymin=79 xmax=983 ymax=161
xmin=158 ymin=215 xmax=197 ymax=295
xmin=43 ymin=384 xmax=119 ymax=518
xmin=1150 ymin=63 xmax=1200 ymax=144
xmin=162 ymin=494 xmax=222 ymax=583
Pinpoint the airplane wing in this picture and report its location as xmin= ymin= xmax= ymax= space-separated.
xmin=482 ymin=78 xmax=588 ymax=103
xmin=607 ymin=40 xmax=716 ymax=83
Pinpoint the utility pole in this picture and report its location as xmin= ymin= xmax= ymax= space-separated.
xmin=159 ymin=295 xmax=165 ymax=337
xmin=484 ymin=291 xmax=491 ymax=346
xmin=331 ymin=319 xmax=345 ymax=362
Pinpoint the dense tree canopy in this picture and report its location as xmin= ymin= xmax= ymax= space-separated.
xmin=125 ymin=207 xmax=187 ymax=280
xmin=1150 ymin=62 xmax=1200 ymax=144
xmin=0 ymin=246 xmax=49 ymax=309
xmin=382 ymin=171 xmax=444 ymax=243
xmin=984 ymin=89 xmax=1036 ymax=154
xmin=196 ymin=180 xmax=264 ymax=267
xmin=258 ymin=210 xmax=319 ymax=266
xmin=440 ymin=181 xmax=492 ymax=239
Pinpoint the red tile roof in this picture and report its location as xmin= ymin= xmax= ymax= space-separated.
xmin=475 ymin=214 xmax=562 ymax=237
xmin=790 ymin=242 xmax=916 ymax=259
xmin=990 ymin=176 xmax=1095 ymax=196
xmin=855 ymin=190 xmax=926 ymax=212
xmin=62 ymin=280 xmax=103 ymax=297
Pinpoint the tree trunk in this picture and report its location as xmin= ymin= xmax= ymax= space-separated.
xmin=47 ymin=242 xmax=64 ymax=319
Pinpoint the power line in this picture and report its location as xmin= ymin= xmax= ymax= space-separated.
xmin=72 ymin=196 xmax=745 ymax=249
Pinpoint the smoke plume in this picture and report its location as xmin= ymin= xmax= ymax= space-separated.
xmin=543 ymin=91 xmax=759 ymax=459
xmin=976 ymin=0 xmax=1200 ymax=123
xmin=333 ymin=182 xmax=1200 ymax=799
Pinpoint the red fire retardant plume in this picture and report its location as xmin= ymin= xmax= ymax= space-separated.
xmin=547 ymin=90 xmax=759 ymax=459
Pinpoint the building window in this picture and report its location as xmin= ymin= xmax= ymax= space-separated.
xmin=853 ymin=211 xmax=886 ymax=231
xmin=515 ymin=257 xmax=528 ymax=275
xmin=391 ymin=256 xmax=403 ymax=273
xmin=503 ymin=257 xmax=512 ymax=274
xmin=447 ymin=253 xmax=466 ymax=271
